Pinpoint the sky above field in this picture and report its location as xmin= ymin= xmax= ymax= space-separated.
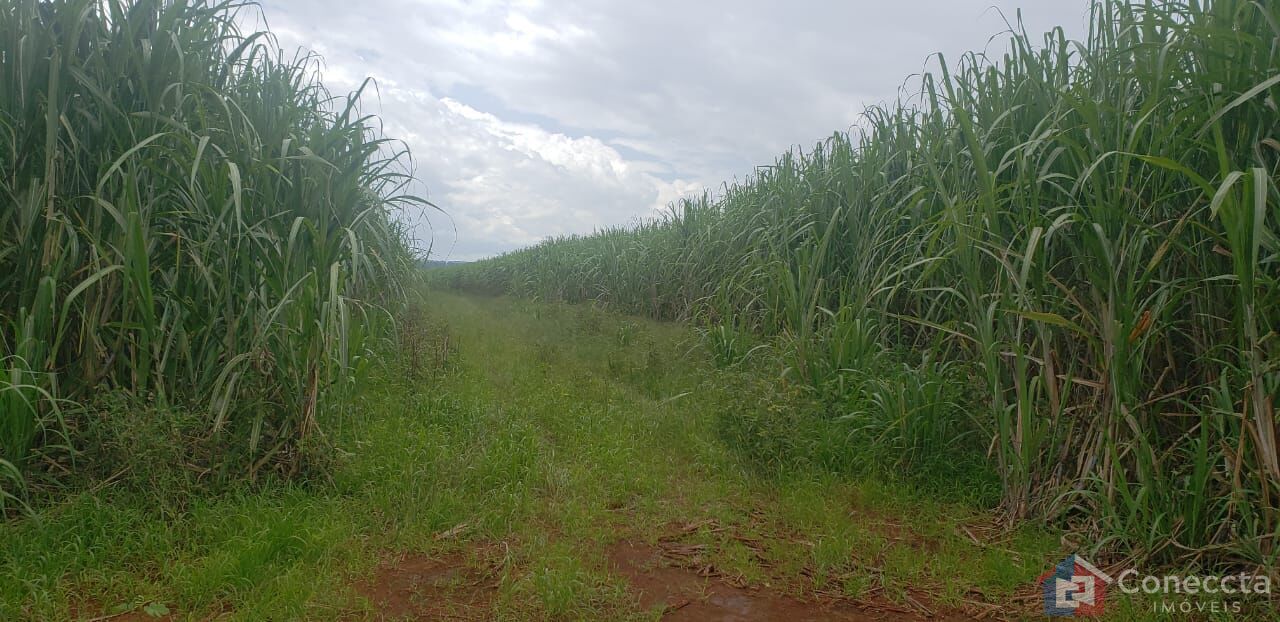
xmin=252 ymin=0 xmax=1090 ymax=260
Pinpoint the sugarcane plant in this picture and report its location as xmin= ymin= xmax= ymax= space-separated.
xmin=0 ymin=0 xmax=424 ymax=510
xmin=441 ymin=0 xmax=1280 ymax=569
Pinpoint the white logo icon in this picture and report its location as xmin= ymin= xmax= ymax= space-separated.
xmin=1056 ymin=575 xmax=1099 ymax=609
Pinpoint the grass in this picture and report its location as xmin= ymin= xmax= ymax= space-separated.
xmin=4 ymin=0 xmax=1276 ymax=618
xmin=0 ymin=291 xmax=1127 ymax=620
xmin=439 ymin=0 xmax=1280 ymax=573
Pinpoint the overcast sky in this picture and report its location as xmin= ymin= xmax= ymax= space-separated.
xmin=251 ymin=0 xmax=1090 ymax=260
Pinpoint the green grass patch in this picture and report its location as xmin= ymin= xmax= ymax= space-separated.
xmin=10 ymin=293 xmax=1247 ymax=620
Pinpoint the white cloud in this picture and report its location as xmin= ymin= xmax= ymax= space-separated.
xmin=252 ymin=0 xmax=1090 ymax=259
xmin=345 ymin=83 xmax=695 ymax=259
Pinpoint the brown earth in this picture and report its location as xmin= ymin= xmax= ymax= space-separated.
xmin=608 ymin=540 xmax=881 ymax=621
xmin=353 ymin=550 xmax=499 ymax=621
xmin=349 ymin=540 xmax=980 ymax=622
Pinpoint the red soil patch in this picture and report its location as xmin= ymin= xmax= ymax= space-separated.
xmin=354 ymin=550 xmax=498 ymax=621
xmin=609 ymin=541 xmax=930 ymax=621
xmin=68 ymin=598 xmax=180 ymax=622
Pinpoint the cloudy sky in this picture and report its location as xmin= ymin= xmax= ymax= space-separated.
xmin=250 ymin=0 xmax=1089 ymax=260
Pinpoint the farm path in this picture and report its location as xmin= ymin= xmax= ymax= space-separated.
xmin=349 ymin=293 xmax=1052 ymax=620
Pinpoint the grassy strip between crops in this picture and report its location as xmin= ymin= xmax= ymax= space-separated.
xmin=438 ymin=0 xmax=1280 ymax=575
xmin=14 ymin=292 xmax=1255 ymax=620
